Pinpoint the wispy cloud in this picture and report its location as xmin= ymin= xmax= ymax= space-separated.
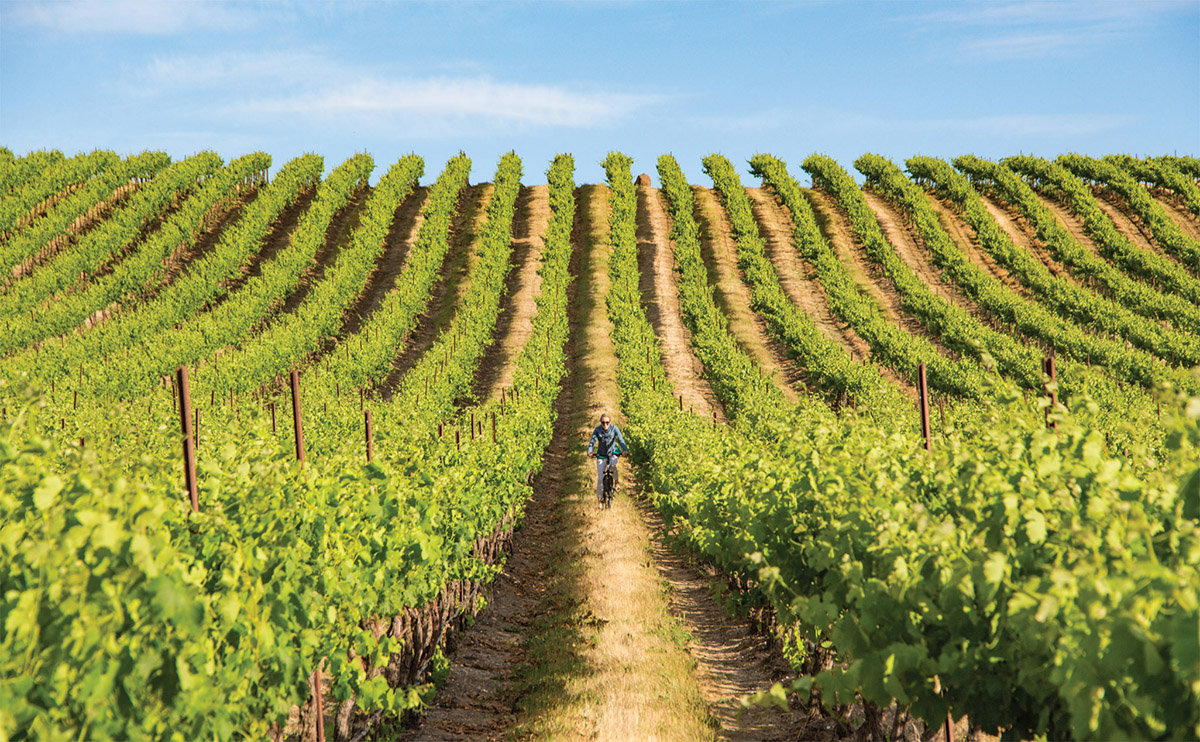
xmin=248 ymin=78 xmax=656 ymax=128
xmin=899 ymin=0 xmax=1195 ymax=59
xmin=6 ymin=0 xmax=254 ymax=34
xmin=132 ymin=49 xmax=661 ymax=131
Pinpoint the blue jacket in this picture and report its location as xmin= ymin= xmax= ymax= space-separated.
xmin=588 ymin=423 xmax=628 ymax=458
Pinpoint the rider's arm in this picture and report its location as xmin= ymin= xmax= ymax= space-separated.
xmin=587 ymin=427 xmax=598 ymax=455
xmin=614 ymin=425 xmax=629 ymax=455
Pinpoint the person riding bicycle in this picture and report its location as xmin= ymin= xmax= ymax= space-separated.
xmin=587 ymin=413 xmax=628 ymax=509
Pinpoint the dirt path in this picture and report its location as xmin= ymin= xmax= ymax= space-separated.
xmin=1150 ymin=191 xmax=1200 ymax=240
xmin=473 ymin=185 xmax=553 ymax=401
xmin=635 ymin=185 xmax=725 ymax=420
xmin=217 ymin=187 xmax=317 ymax=301
xmin=747 ymin=187 xmax=910 ymax=394
xmin=407 ymin=185 xmax=817 ymax=741
xmin=863 ymin=190 xmax=997 ymax=309
xmin=1093 ymin=189 xmax=1186 ymax=268
xmin=78 ymin=189 xmax=262 ymax=330
xmin=1032 ymin=191 xmax=1135 ymax=273
xmin=690 ymin=186 xmax=803 ymax=402
xmin=339 ymin=186 xmax=429 ymax=337
xmin=380 ymin=184 xmax=491 ymax=398
xmin=163 ymin=189 xmax=261 ymax=286
xmin=804 ymin=188 xmax=953 ymax=355
xmin=980 ymin=196 xmax=1075 ymax=280
xmin=9 ymin=183 xmax=141 ymax=281
xmin=278 ymin=187 xmax=369 ymax=316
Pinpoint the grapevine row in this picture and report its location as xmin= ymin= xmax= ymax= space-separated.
xmin=0 ymin=151 xmax=171 ymax=279
xmin=1 ymin=153 xmax=271 ymax=356
xmin=957 ymin=155 xmax=1200 ymax=333
xmin=602 ymin=153 xmax=1200 ymax=742
xmin=1059 ymin=153 xmax=1200 ymax=270
xmin=864 ymin=154 xmax=1198 ymax=403
xmin=0 ymin=149 xmax=119 ymax=238
xmin=0 ymin=152 xmax=224 ymax=324
xmin=1005 ymin=155 xmax=1200 ymax=305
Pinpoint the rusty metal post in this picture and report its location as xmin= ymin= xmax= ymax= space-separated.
xmin=359 ymin=387 xmax=364 ymax=411
xmin=491 ymin=411 xmax=497 ymax=443
xmin=918 ymin=363 xmax=931 ymax=451
xmin=176 ymin=367 xmax=200 ymax=512
xmin=438 ymin=422 xmax=444 ymax=438
xmin=290 ymin=370 xmax=305 ymax=464
xmin=471 ymin=412 xmax=476 ymax=441
xmin=678 ymin=394 xmax=683 ymax=411
xmin=945 ymin=713 xmax=954 ymax=742
xmin=455 ymin=429 xmax=461 ymax=452
xmin=270 ymin=402 xmax=277 ymax=433
xmin=364 ymin=409 xmax=373 ymax=463
xmin=73 ymin=390 xmax=77 ymax=410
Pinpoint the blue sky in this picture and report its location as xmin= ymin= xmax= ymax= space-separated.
xmin=1 ymin=0 xmax=1197 ymax=185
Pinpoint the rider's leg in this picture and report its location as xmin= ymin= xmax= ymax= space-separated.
xmin=595 ymin=458 xmax=606 ymax=502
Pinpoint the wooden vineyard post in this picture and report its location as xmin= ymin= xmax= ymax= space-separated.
xmin=176 ymin=367 xmax=199 ymax=512
xmin=312 ymin=666 xmax=326 ymax=742
xmin=455 ymin=429 xmax=461 ymax=452
xmin=918 ymin=363 xmax=931 ymax=451
xmin=290 ymin=370 xmax=306 ymax=464
xmin=491 ymin=411 xmax=497 ymax=443
xmin=364 ymin=409 xmax=373 ymax=463
xmin=1043 ymin=356 xmax=1058 ymax=431
xmin=359 ymin=387 xmax=364 ymax=411
xmin=270 ymin=402 xmax=277 ymax=433
xmin=470 ymin=412 xmax=476 ymax=441
xmin=678 ymin=394 xmax=683 ymax=411
xmin=73 ymin=390 xmax=77 ymax=410
xmin=438 ymin=422 xmax=444 ymax=438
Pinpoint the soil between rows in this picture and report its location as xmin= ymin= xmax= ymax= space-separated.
xmin=1150 ymin=190 xmax=1200 ymax=240
xmin=400 ymin=184 xmax=815 ymax=741
xmin=746 ymin=186 xmax=915 ymax=397
xmin=635 ymin=184 xmax=725 ymax=420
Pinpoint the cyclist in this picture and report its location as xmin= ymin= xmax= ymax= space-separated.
xmin=587 ymin=413 xmax=628 ymax=509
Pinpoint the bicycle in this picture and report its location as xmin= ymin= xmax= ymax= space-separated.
xmin=601 ymin=459 xmax=615 ymax=509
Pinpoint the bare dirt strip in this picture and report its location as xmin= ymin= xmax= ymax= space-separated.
xmin=690 ymin=186 xmax=804 ymax=402
xmin=161 ymin=189 xmax=261 ymax=287
xmin=1092 ymin=189 xmax=1187 ymax=269
xmin=380 ymin=184 xmax=491 ymax=398
xmin=635 ymin=185 xmax=726 ymax=421
xmin=402 ymin=184 xmax=812 ymax=741
xmin=339 ymin=186 xmax=430 ymax=338
xmin=979 ymin=196 xmax=1075 ymax=280
xmin=804 ymin=188 xmax=956 ymax=358
xmin=10 ymin=183 xmax=141 ymax=281
xmin=862 ymin=190 xmax=993 ymax=311
xmin=1150 ymin=191 xmax=1200 ymax=240
xmin=1031 ymin=191 xmax=1152 ymax=282
xmin=217 ymin=186 xmax=318 ymax=301
xmin=279 ymin=187 xmax=369 ymax=316
xmin=746 ymin=187 xmax=911 ymax=394
xmin=78 ymin=189 xmax=262 ymax=330
xmin=473 ymin=185 xmax=553 ymax=402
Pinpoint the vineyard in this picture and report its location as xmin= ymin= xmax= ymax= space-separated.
xmin=1 ymin=146 xmax=1198 ymax=742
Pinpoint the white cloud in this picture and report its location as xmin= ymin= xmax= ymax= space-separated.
xmin=131 ymin=49 xmax=660 ymax=131
xmin=247 ymin=77 xmax=656 ymax=127
xmin=6 ymin=0 xmax=253 ymax=34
